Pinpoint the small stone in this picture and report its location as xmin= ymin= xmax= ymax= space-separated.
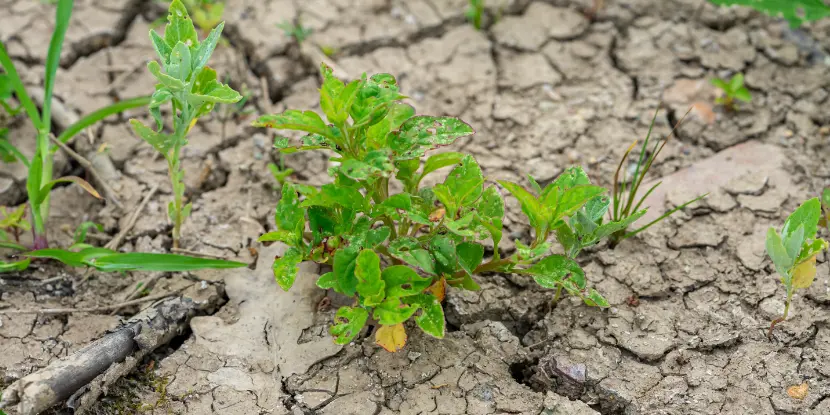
xmin=407 ymin=351 xmax=421 ymax=361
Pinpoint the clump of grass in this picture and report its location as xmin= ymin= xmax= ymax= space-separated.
xmin=607 ymin=108 xmax=707 ymax=247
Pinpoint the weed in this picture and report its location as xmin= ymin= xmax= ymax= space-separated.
xmin=466 ymin=0 xmax=484 ymax=30
xmin=130 ymin=0 xmax=242 ymax=249
xmin=708 ymin=0 xmax=830 ymax=28
xmin=0 ymin=0 xmax=151 ymax=251
xmin=711 ymin=73 xmax=752 ymax=111
xmin=268 ymin=159 xmax=294 ymax=190
xmin=254 ymin=64 xmax=627 ymax=352
xmin=277 ymin=18 xmax=312 ymax=44
xmin=765 ymin=197 xmax=827 ymax=337
xmin=606 ymin=109 xmax=707 ymax=248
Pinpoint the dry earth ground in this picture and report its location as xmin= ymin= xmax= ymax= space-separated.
xmin=1 ymin=0 xmax=830 ymax=414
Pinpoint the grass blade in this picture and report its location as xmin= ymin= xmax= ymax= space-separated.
xmin=630 ymin=181 xmax=662 ymax=214
xmin=622 ymin=193 xmax=708 ymax=240
xmin=91 ymin=252 xmax=247 ymax=272
xmin=0 ymin=43 xmax=42 ymax=128
xmin=55 ymin=95 xmax=151 ymax=146
xmin=612 ymin=140 xmax=637 ymax=221
xmin=0 ymin=140 xmax=31 ymax=168
xmin=41 ymin=0 xmax=74 ymax=134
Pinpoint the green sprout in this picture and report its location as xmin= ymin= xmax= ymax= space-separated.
xmin=607 ymin=109 xmax=707 ymax=248
xmin=466 ymin=0 xmax=484 ymax=30
xmin=130 ymin=0 xmax=242 ymax=249
xmin=253 ymin=64 xmax=626 ymax=352
xmin=711 ymin=73 xmax=752 ymax=111
xmin=765 ymin=198 xmax=828 ymax=337
xmin=0 ymin=0 xmax=151 ymax=250
xmin=708 ymin=0 xmax=830 ymax=28
xmin=277 ymin=19 xmax=312 ymax=44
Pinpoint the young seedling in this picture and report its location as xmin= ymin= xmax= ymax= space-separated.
xmin=766 ymin=198 xmax=828 ymax=337
xmin=277 ymin=19 xmax=312 ymax=44
xmin=267 ymin=159 xmax=294 ymax=190
xmin=0 ymin=0 xmax=151 ymax=250
xmin=711 ymin=73 xmax=752 ymax=111
xmin=466 ymin=0 xmax=484 ymax=30
xmin=821 ymin=188 xmax=830 ymax=231
xmin=607 ymin=108 xmax=707 ymax=247
xmin=708 ymin=0 xmax=830 ymax=28
xmin=130 ymin=0 xmax=242 ymax=249
xmin=255 ymin=64 xmax=617 ymax=352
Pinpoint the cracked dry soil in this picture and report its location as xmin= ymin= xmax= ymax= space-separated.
xmin=2 ymin=0 xmax=830 ymax=414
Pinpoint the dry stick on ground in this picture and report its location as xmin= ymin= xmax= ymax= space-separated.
xmin=0 ymin=284 xmax=225 ymax=415
xmin=105 ymin=183 xmax=160 ymax=250
xmin=0 ymin=289 xmax=181 ymax=315
xmin=49 ymin=134 xmax=124 ymax=210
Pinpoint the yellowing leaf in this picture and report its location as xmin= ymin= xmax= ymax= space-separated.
xmin=375 ymin=323 xmax=407 ymax=352
xmin=792 ymin=254 xmax=817 ymax=289
xmin=427 ymin=277 xmax=446 ymax=302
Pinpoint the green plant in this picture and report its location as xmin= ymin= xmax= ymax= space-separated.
xmin=0 ymin=0 xmax=151 ymax=250
xmin=607 ymin=109 xmax=707 ymax=247
xmin=708 ymin=0 xmax=830 ymax=28
xmin=130 ymin=0 xmax=242 ymax=249
xmin=765 ymin=198 xmax=828 ymax=336
xmin=277 ymin=19 xmax=312 ymax=44
xmin=268 ymin=159 xmax=294 ymax=190
xmin=254 ymin=64 xmax=623 ymax=352
xmin=711 ymin=73 xmax=752 ymax=111
xmin=466 ymin=0 xmax=484 ymax=29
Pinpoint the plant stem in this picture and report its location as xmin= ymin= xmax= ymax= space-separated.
xmin=552 ymin=285 xmax=563 ymax=304
xmin=768 ymin=288 xmax=793 ymax=338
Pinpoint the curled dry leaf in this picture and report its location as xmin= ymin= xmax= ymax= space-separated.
xmin=787 ymin=382 xmax=808 ymax=400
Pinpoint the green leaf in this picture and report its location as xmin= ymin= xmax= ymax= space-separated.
xmin=389 ymin=116 xmax=475 ymax=159
xmin=498 ymin=180 xmax=548 ymax=234
xmin=258 ymin=230 xmax=295 ymax=243
xmin=382 ymin=265 xmax=432 ymax=298
xmin=515 ymin=240 xmax=550 ymax=261
xmin=308 ymin=206 xmax=338 ymax=246
xmin=555 ymin=224 xmax=580 ymax=258
xmin=415 ymin=297 xmax=445 ymax=338
xmin=373 ymin=297 xmax=417 ymax=325
xmin=0 ymin=258 xmax=30 ymax=273
xmin=301 ymin=183 xmax=366 ymax=212
xmin=784 ymin=225 xmax=805 ymax=262
xmin=316 ymin=272 xmax=337 ymax=289
xmin=355 ymin=249 xmax=385 ymax=306
xmin=333 ymin=246 xmax=360 ymax=296
xmin=148 ymin=60 xmax=185 ymax=91
xmin=583 ymin=288 xmax=609 ymax=307
xmin=150 ymin=30 xmax=172 ymax=63
xmin=430 ymin=235 xmax=457 ymax=274
xmin=164 ymin=0 xmax=199 ymax=52
xmin=273 ymin=247 xmax=303 ymax=290
xmin=57 ymin=95 xmax=152 ymax=146
xmin=584 ymin=196 xmax=610 ymax=222
xmin=553 ymin=185 xmax=606 ymax=218
xmin=456 ymin=242 xmax=484 ymax=275
xmin=783 ymin=198 xmax=821 ymax=241
xmin=27 ymin=248 xmax=246 ymax=272
xmin=795 ymin=238 xmax=829 ymax=265
xmin=766 ymin=228 xmax=793 ymax=277
xmin=388 ymin=238 xmax=436 ymax=275
xmin=330 ymin=306 xmax=368 ymax=345
xmin=254 ymin=110 xmax=338 ymax=143
xmin=733 ymin=87 xmax=752 ymax=103
xmin=524 ymin=254 xmax=585 ymax=289
xmin=41 ymin=0 xmax=73 ymax=133
xmin=275 ymin=183 xmax=305 ymax=241
xmin=710 ymin=78 xmax=729 ymax=90
xmin=434 ymin=155 xmax=484 ymax=217
xmin=421 ymin=152 xmax=466 ymax=179
xmin=189 ymin=74 xmax=242 ymax=105
xmin=192 ymin=22 xmax=224 ymax=73
xmin=367 ymin=103 xmax=415 ymax=149
xmin=729 ymin=73 xmax=744 ymax=91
